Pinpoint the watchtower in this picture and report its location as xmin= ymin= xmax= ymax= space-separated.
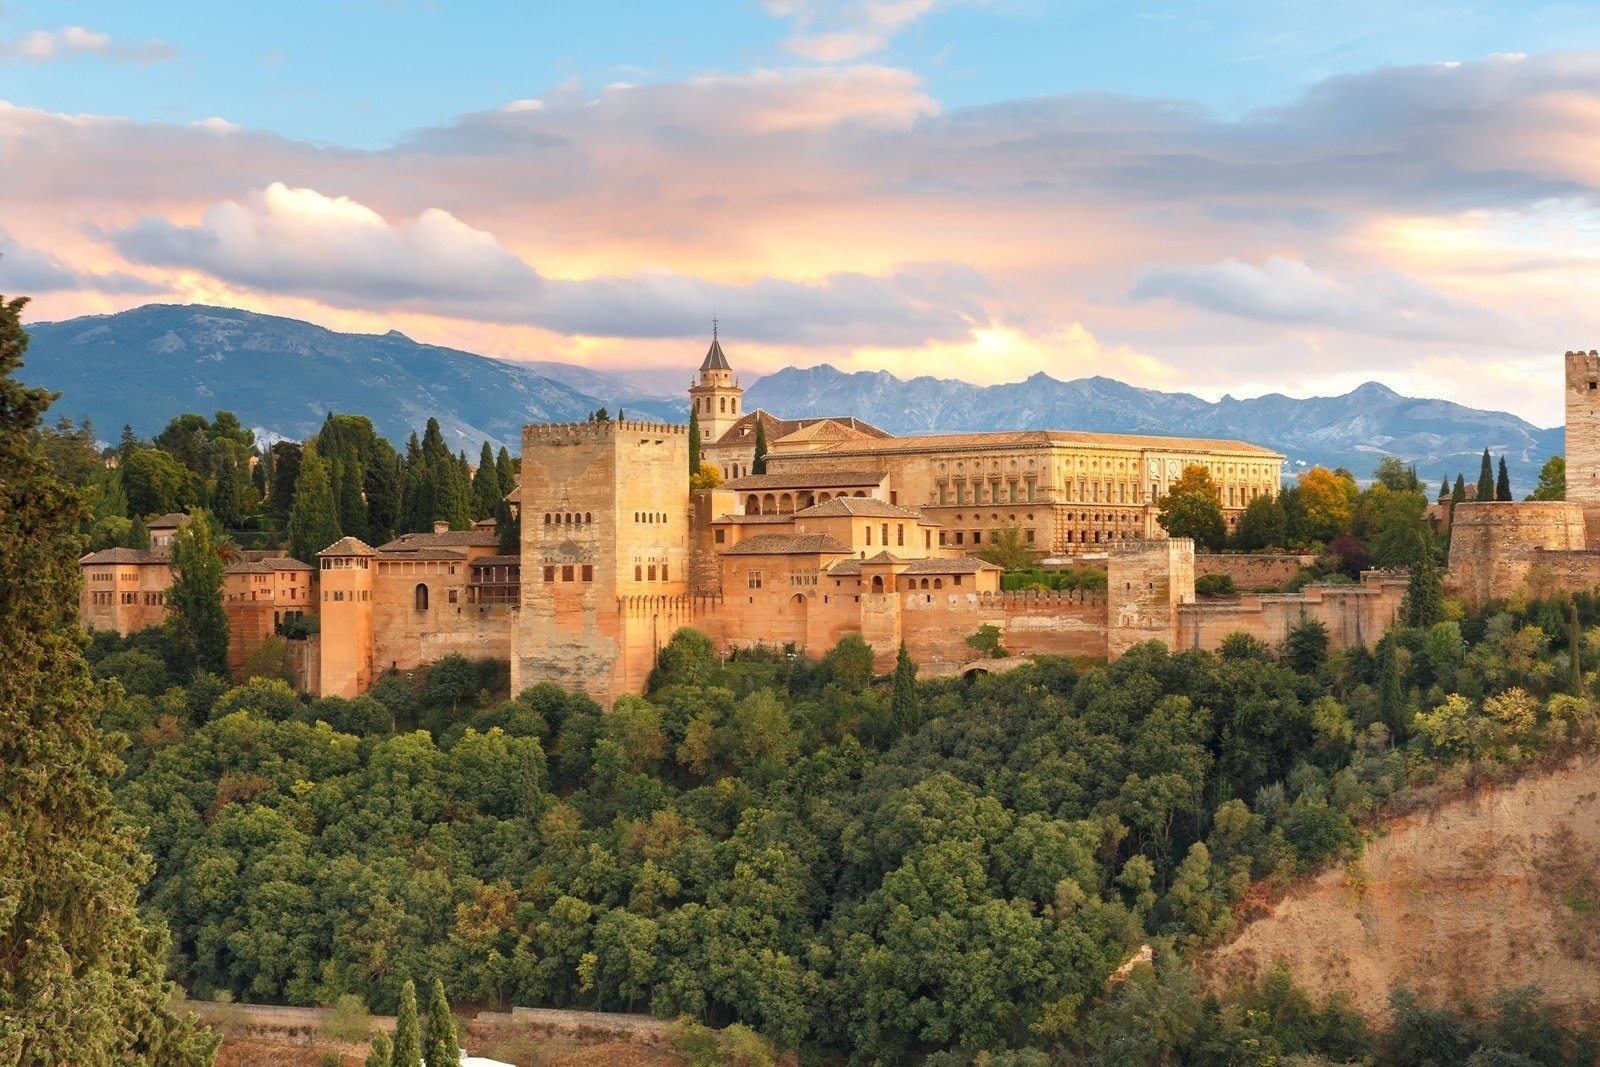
xmin=512 ymin=419 xmax=690 ymax=703
xmin=688 ymin=327 xmax=743 ymax=445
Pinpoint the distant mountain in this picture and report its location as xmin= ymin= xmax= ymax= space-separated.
xmin=18 ymin=304 xmax=1563 ymax=490
xmin=744 ymin=366 xmax=1563 ymax=489
xmin=17 ymin=304 xmax=685 ymax=452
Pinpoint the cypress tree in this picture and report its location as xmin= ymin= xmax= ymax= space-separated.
xmin=364 ymin=449 xmax=402 ymax=546
xmin=336 ymin=456 xmax=367 ymax=542
xmin=423 ymin=978 xmax=461 ymax=1067
xmin=1451 ymin=474 xmax=1466 ymax=508
xmin=392 ymin=979 xmax=422 ymax=1067
xmin=495 ymin=446 xmax=516 ymax=500
xmin=0 ymin=293 xmax=217 ymax=1062
xmin=1438 ymin=476 xmax=1449 ymax=502
xmin=168 ymin=509 xmax=230 ymax=676
xmin=1477 ymin=448 xmax=1494 ymax=501
xmin=1404 ymin=531 xmax=1443 ymax=629
xmin=449 ymin=450 xmax=474 ymax=529
xmin=399 ymin=456 xmax=433 ymax=534
xmin=472 ymin=441 xmax=502 ymax=520
xmin=288 ymin=447 xmax=341 ymax=564
xmin=688 ymin=406 xmax=701 ymax=476
xmin=752 ymin=417 xmax=769 ymax=476
xmin=268 ymin=441 xmax=302 ymax=520
xmin=210 ymin=452 xmax=253 ymax=528
xmin=364 ymin=1030 xmax=393 ymax=1067
xmin=890 ymin=642 xmax=918 ymax=732
xmin=1496 ymin=456 xmax=1512 ymax=501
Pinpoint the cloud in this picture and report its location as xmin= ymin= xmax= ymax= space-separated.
xmin=768 ymin=1 xmax=975 ymax=62
xmin=112 ymin=183 xmax=986 ymax=345
xmin=1130 ymin=257 xmax=1511 ymax=342
xmin=0 ymin=25 xmax=176 ymax=64
xmin=0 ymin=232 xmax=161 ymax=295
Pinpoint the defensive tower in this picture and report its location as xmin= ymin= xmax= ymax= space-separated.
xmin=1566 ymin=349 xmax=1600 ymax=540
xmin=316 ymin=537 xmax=375 ymax=698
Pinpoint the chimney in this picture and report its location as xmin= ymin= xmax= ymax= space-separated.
xmin=433 ymin=519 xmax=450 ymax=534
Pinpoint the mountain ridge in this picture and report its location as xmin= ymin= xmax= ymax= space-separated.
xmin=17 ymin=303 xmax=1562 ymax=487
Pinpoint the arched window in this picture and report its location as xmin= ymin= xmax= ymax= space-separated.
xmin=720 ymin=397 xmax=726 ymax=413
xmin=584 ymin=512 xmax=592 ymax=523
xmin=871 ymin=575 xmax=884 ymax=592
xmin=933 ymin=578 xmax=943 ymax=589
xmin=415 ymin=583 xmax=429 ymax=611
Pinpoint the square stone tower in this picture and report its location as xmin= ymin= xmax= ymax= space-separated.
xmin=1565 ymin=350 xmax=1600 ymax=544
xmin=512 ymin=420 xmax=690 ymax=704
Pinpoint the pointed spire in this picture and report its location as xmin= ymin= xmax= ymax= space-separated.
xmin=700 ymin=320 xmax=731 ymax=372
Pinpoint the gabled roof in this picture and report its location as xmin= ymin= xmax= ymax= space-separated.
xmin=468 ymin=554 xmax=521 ymax=568
xmin=790 ymin=428 xmax=1281 ymax=458
xmin=377 ymin=530 xmax=500 ymax=551
xmin=146 ymin=512 xmax=190 ymax=529
xmin=861 ymin=550 xmax=904 ymax=565
xmin=80 ymin=547 xmax=168 ymax=566
xmin=722 ymin=533 xmax=854 ymax=556
xmin=701 ymin=336 xmax=731 ymax=371
xmin=712 ymin=410 xmax=893 ymax=448
xmin=722 ymin=469 xmax=887 ymax=491
xmin=261 ymin=557 xmax=314 ymax=572
xmin=225 ymin=561 xmax=272 ymax=574
xmin=713 ymin=513 xmax=794 ymax=525
xmin=793 ymin=497 xmax=931 ymax=520
xmin=319 ymin=537 xmax=376 ymax=557
xmin=903 ymin=556 xmax=1000 ymax=574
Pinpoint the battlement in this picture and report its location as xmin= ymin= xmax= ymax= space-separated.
xmin=524 ymin=420 xmax=688 ymax=442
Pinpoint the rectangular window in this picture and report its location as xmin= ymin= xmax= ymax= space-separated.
xmin=882 ymin=523 xmax=889 ymax=545
xmin=973 ymin=531 xmax=982 ymax=544
xmin=955 ymin=532 xmax=964 ymax=545
xmin=544 ymin=566 xmax=556 ymax=582
xmin=866 ymin=526 xmax=873 ymax=545
xmin=890 ymin=491 xmax=898 ymax=505
xmin=333 ymin=590 xmax=344 ymax=602
xmin=897 ymin=524 xmax=904 ymax=546
xmin=715 ymin=529 xmax=726 ymax=544
xmin=924 ymin=531 xmax=931 ymax=548
xmin=635 ymin=565 xmax=643 ymax=581
xmin=954 ymin=575 xmax=963 ymax=586
xmin=648 ymin=565 xmax=657 ymax=581
xmin=1025 ymin=529 xmax=1035 ymax=543
xmin=582 ymin=565 xmax=594 ymax=581
xmin=663 ymin=565 xmax=669 ymax=582
xmin=938 ymin=484 xmax=948 ymax=505
xmin=448 ymin=589 xmax=458 ymax=604
xmin=563 ymin=565 xmax=575 ymax=582
xmin=748 ymin=571 xmax=763 ymax=589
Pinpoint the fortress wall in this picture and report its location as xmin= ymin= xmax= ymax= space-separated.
xmin=225 ymin=600 xmax=278 ymax=678
xmin=286 ymin=637 xmax=319 ymax=695
xmin=1176 ymin=575 xmax=1407 ymax=652
xmin=899 ymin=589 xmax=1108 ymax=668
xmin=1107 ymin=539 xmax=1194 ymax=658
xmin=1447 ymin=502 xmax=1588 ymax=606
xmin=1523 ymin=548 xmax=1600 ymax=599
xmin=1194 ymin=553 xmax=1316 ymax=591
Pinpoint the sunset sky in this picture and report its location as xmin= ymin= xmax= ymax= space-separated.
xmin=4 ymin=1 xmax=1600 ymax=425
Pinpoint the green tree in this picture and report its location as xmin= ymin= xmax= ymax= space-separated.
xmin=122 ymin=445 xmax=199 ymax=517
xmin=1161 ymin=492 xmax=1226 ymax=550
xmin=364 ymin=446 xmax=403 ymax=545
xmin=1452 ymin=473 xmax=1467 ymax=513
xmin=1527 ymin=455 xmax=1565 ymax=501
xmin=1373 ymin=455 xmax=1419 ymax=492
xmin=751 ymin=418 xmax=769 ymax=476
xmin=472 ymin=441 xmax=502 ymax=521
xmin=1231 ymin=493 xmax=1287 ymax=551
xmin=1477 ymin=448 xmax=1495 ymax=502
xmin=1285 ymin=618 xmax=1329 ymax=674
xmin=890 ymin=641 xmax=918 ymax=731
xmin=423 ymin=978 xmax=460 ymax=1067
xmin=976 ymin=523 xmax=1035 ymax=568
xmin=267 ymin=441 xmax=303 ymax=520
xmin=364 ymin=1030 xmax=392 ymax=1067
xmin=336 ymin=457 xmax=368 ymax=543
xmin=495 ymin=446 xmax=516 ymax=501
xmin=392 ymin=979 xmax=422 ymax=1067
xmin=966 ymin=622 xmax=1008 ymax=658
xmin=288 ymin=448 xmax=341 ymax=564
xmin=688 ymin=407 xmax=702 ymax=477
xmin=1405 ymin=532 xmax=1444 ymax=629
xmin=0 ymin=293 xmax=217 ymax=1063
xmin=168 ymin=509 xmax=231 ymax=676
xmin=210 ymin=452 xmax=256 ymax=529
xmin=1496 ymin=456 xmax=1512 ymax=501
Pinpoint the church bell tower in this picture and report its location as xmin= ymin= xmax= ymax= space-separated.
xmin=688 ymin=323 xmax=742 ymax=445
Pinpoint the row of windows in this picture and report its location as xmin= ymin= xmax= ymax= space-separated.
xmin=324 ymin=589 xmax=371 ymax=602
xmin=377 ymin=561 xmax=457 ymax=576
xmin=544 ymin=565 xmax=595 ymax=583
xmin=937 ymin=481 xmax=1038 ymax=506
xmin=635 ymin=564 xmax=669 ymax=582
xmin=863 ymin=523 xmax=913 ymax=548
xmin=322 ymin=557 xmax=369 ymax=569
xmin=634 ymin=512 xmax=669 ymax=524
xmin=89 ymin=590 xmax=154 ymax=606
xmin=939 ymin=529 xmax=1036 ymax=546
xmin=546 ymin=512 xmax=593 ymax=525
xmin=696 ymin=394 xmax=739 ymax=415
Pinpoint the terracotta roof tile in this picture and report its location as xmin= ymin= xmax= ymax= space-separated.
xmin=723 ymin=533 xmax=854 ymax=556
xmin=146 ymin=512 xmax=190 ymax=529
xmin=722 ymin=469 xmax=887 ymax=491
xmin=319 ymin=537 xmax=376 ymax=557
xmin=793 ymin=497 xmax=932 ymax=520
xmin=775 ymin=429 xmax=1281 ymax=458
xmin=377 ymin=530 xmax=500 ymax=550
xmin=713 ymin=410 xmax=893 ymax=448
xmin=79 ymin=547 xmax=168 ymax=565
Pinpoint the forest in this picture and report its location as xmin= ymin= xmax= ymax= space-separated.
xmin=91 ymin=596 xmax=1600 ymax=1064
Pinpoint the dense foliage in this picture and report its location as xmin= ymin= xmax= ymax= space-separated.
xmin=92 ymin=580 xmax=1600 ymax=1061
xmin=0 ymin=294 xmax=216 ymax=1063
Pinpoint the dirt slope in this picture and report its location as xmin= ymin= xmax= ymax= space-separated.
xmin=1204 ymin=755 xmax=1600 ymax=1021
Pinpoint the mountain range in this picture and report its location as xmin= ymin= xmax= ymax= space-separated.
xmin=17 ymin=303 xmax=1563 ymax=489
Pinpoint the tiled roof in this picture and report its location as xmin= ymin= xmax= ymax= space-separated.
xmin=783 ymin=429 xmax=1281 ymax=458
xmin=827 ymin=560 xmax=862 ymax=576
xmin=469 ymin=555 xmax=521 ymax=567
xmin=714 ymin=514 xmax=794 ymax=525
xmin=319 ymin=536 xmax=376 ymax=557
xmin=903 ymin=555 xmax=999 ymax=574
xmin=713 ymin=410 xmax=893 ymax=448
xmin=793 ymin=497 xmax=931 ymax=520
xmin=261 ymin=557 xmax=314 ymax=572
xmin=225 ymin=561 xmax=272 ymax=574
xmin=80 ymin=547 xmax=167 ymax=565
xmin=378 ymin=530 xmax=500 ymax=551
xmin=723 ymin=533 xmax=854 ymax=556
xmin=376 ymin=546 xmax=468 ymax=560
xmin=146 ymin=512 xmax=190 ymax=529
xmin=701 ymin=337 xmax=731 ymax=372
xmin=722 ymin=469 xmax=887 ymax=491
xmin=504 ymin=484 xmax=521 ymax=504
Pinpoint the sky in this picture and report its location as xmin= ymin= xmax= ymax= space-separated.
xmin=4 ymin=1 xmax=1600 ymax=426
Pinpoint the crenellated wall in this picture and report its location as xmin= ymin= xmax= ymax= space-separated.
xmin=1176 ymin=572 xmax=1408 ymax=652
xmin=1447 ymin=502 xmax=1587 ymax=606
xmin=1194 ymin=553 xmax=1316 ymax=591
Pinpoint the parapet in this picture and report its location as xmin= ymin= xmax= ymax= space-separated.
xmin=524 ymin=420 xmax=688 ymax=442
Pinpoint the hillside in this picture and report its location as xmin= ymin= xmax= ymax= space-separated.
xmin=17 ymin=304 xmax=684 ymax=452
xmin=744 ymin=366 xmax=1563 ymax=488
xmin=1203 ymin=755 xmax=1600 ymax=1021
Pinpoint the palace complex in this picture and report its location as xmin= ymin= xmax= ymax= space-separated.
xmin=89 ymin=339 xmax=1600 ymax=706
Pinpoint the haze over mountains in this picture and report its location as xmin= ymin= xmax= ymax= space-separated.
xmin=19 ymin=303 xmax=1562 ymax=487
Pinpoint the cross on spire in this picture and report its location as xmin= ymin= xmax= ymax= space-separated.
xmin=712 ymin=317 xmax=718 ymax=342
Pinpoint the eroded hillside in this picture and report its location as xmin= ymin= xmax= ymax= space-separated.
xmin=1204 ymin=755 xmax=1600 ymax=1021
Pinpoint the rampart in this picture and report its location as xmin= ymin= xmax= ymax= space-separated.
xmin=897 ymin=588 xmax=1109 ymax=668
xmin=1176 ymin=572 xmax=1407 ymax=652
xmin=1194 ymin=553 xmax=1316 ymax=591
xmin=1447 ymin=502 xmax=1587 ymax=606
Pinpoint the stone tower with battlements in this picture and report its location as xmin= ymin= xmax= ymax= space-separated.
xmin=1566 ymin=349 xmax=1600 ymax=540
xmin=512 ymin=419 xmax=691 ymax=704
xmin=688 ymin=331 xmax=743 ymax=446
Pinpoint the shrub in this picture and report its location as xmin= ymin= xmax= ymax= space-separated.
xmin=1195 ymin=574 xmax=1236 ymax=597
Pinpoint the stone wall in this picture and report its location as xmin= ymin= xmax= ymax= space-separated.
xmin=1107 ymin=539 xmax=1195 ymax=657
xmin=1176 ymin=573 xmax=1408 ymax=652
xmin=1446 ymin=501 xmax=1587 ymax=606
xmin=1195 ymin=553 xmax=1315 ymax=591
xmin=225 ymin=600 xmax=277 ymax=678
